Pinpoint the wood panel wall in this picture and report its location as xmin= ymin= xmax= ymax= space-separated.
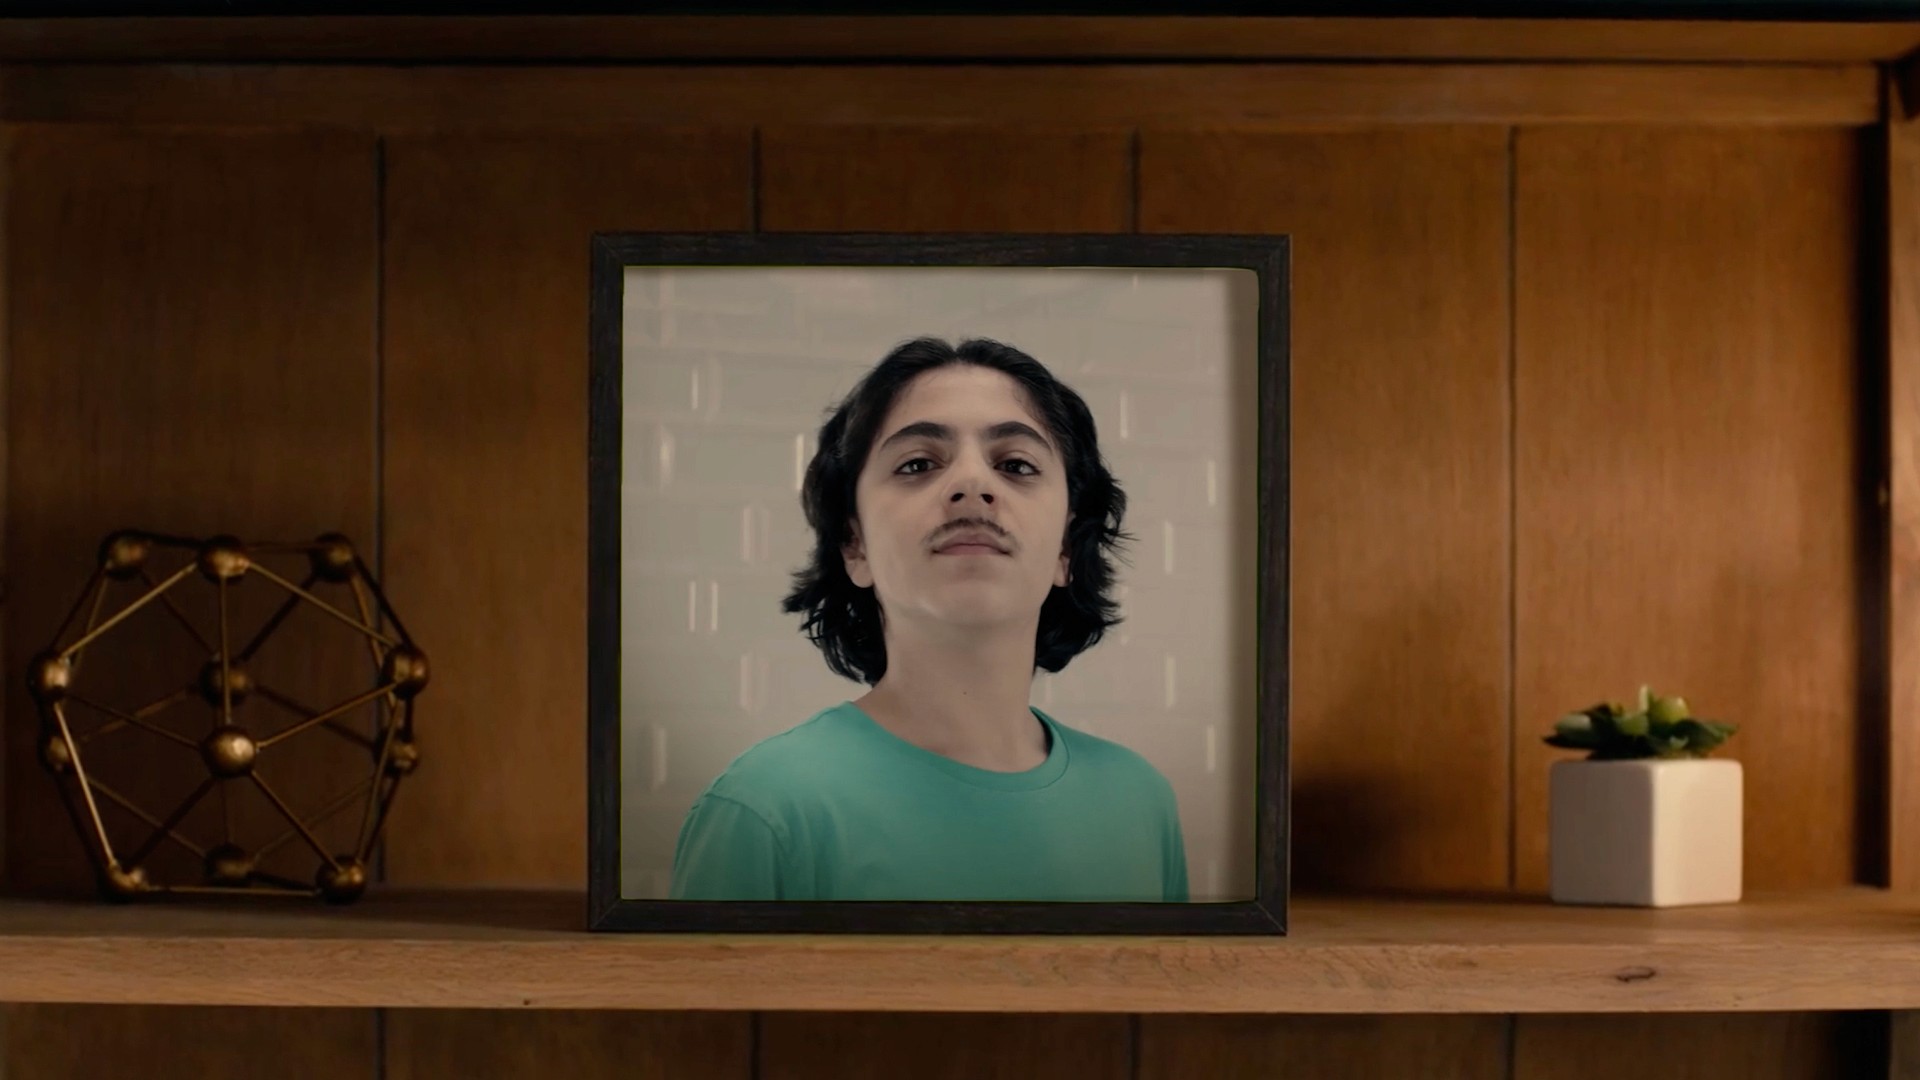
xmin=0 ymin=50 xmax=1896 ymax=1080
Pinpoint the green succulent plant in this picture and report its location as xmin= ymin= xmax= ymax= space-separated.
xmin=1545 ymin=684 xmax=1737 ymax=760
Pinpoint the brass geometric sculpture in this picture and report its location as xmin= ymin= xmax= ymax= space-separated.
xmin=26 ymin=530 xmax=425 ymax=904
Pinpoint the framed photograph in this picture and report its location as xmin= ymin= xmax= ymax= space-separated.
xmin=586 ymin=231 xmax=1289 ymax=934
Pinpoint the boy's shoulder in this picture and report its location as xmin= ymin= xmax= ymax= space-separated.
xmin=698 ymin=702 xmax=867 ymax=808
xmin=1040 ymin=708 xmax=1178 ymax=794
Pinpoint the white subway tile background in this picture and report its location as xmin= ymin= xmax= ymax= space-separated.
xmin=618 ymin=265 xmax=1262 ymax=903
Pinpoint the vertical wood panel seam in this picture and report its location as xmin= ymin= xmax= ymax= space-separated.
xmin=1128 ymin=129 xmax=1140 ymax=235
xmin=1861 ymin=100 xmax=1893 ymax=889
xmin=372 ymin=132 xmax=390 ymax=1080
xmin=750 ymin=1011 xmax=762 ymax=1080
xmin=1890 ymin=85 xmax=1920 ymax=891
xmin=1505 ymin=125 xmax=1519 ymax=897
xmin=1505 ymin=122 xmax=1521 ymax=1080
xmin=1129 ymin=1014 xmax=1140 ymax=1080
xmin=372 ymin=134 xmax=389 ymax=889
xmin=0 ymin=126 xmax=12 ymax=893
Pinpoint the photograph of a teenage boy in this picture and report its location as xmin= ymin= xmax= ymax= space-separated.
xmin=668 ymin=335 xmax=1190 ymax=903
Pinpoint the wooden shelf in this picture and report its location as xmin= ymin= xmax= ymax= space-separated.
xmin=1 ymin=886 xmax=1919 ymax=1013
xmin=1 ymin=15 xmax=1918 ymax=64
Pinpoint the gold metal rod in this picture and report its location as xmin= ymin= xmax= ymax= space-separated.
xmin=354 ymin=555 xmax=415 ymax=643
xmin=122 ymin=775 xmax=216 ymax=869
xmin=52 ymin=572 xmax=105 ymax=650
xmin=256 ymin=680 xmax=398 ymax=750
xmin=349 ymin=576 xmax=382 ymax=669
xmin=66 ymin=694 xmax=198 ymax=749
xmin=255 ymin=685 xmax=371 ymax=747
xmin=250 ymin=563 xmax=397 ymax=647
xmin=58 ymin=562 xmax=195 ymax=659
xmin=56 ymin=705 xmax=123 ymax=866
xmin=349 ymin=576 xmax=401 ymax=726
xmin=356 ymin=720 xmax=403 ymax=854
xmin=259 ymin=777 xmax=372 ymax=860
xmin=161 ymin=882 xmax=315 ymax=898
xmin=218 ymin=576 xmax=232 ymax=727
xmin=245 ymin=871 xmax=318 ymax=893
xmin=320 ymin=719 xmax=377 ymax=749
xmin=50 ymin=761 xmax=107 ymax=867
xmin=68 ymin=573 xmax=113 ymax=679
xmin=255 ymin=683 xmax=314 ymax=717
xmin=354 ymin=774 xmax=384 ymax=860
xmin=140 ymin=568 xmax=214 ymax=653
xmin=236 ymin=577 xmax=311 ymax=663
xmin=135 ymin=684 xmax=195 ymax=721
xmin=88 ymin=777 xmax=208 ymax=859
xmin=76 ymin=718 xmax=126 ymax=745
xmin=249 ymin=771 xmax=334 ymax=865
xmin=362 ymin=772 xmax=403 ymax=856
xmin=222 ymin=772 xmax=234 ymax=846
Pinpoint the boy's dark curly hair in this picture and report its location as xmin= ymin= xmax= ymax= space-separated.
xmin=781 ymin=335 xmax=1135 ymax=686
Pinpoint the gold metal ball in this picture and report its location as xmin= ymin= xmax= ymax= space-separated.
xmin=383 ymin=739 xmax=420 ymax=777
xmin=196 ymin=536 xmax=251 ymax=582
xmin=98 ymin=530 xmax=153 ymax=579
xmin=26 ymin=653 xmax=73 ymax=704
xmin=200 ymin=725 xmax=257 ymax=777
xmin=317 ymin=857 xmax=368 ymax=904
xmin=204 ymin=843 xmax=254 ymax=887
xmin=197 ymin=659 xmax=253 ymax=708
xmin=381 ymin=645 xmax=430 ymax=700
xmin=101 ymin=863 xmax=150 ymax=899
xmin=309 ymin=533 xmax=358 ymax=583
xmin=39 ymin=732 xmax=73 ymax=775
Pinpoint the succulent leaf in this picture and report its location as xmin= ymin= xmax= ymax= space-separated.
xmin=1543 ymin=687 xmax=1735 ymax=760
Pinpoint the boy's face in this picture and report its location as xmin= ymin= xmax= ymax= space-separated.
xmin=843 ymin=364 xmax=1072 ymax=639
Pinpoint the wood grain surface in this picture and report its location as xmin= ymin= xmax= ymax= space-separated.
xmin=1512 ymin=127 xmax=1865 ymax=893
xmin=386 ymin=1009 xmax=751 ymax=1080
xmin=0 ymin=64 xmax=1877 ymax=130
xmin=1512 ymin=1013 xmax=1880 ymax=1080
xmin=379 ymin=129 xmax=750 ymax=888
xmin=759 ymin=1013 xmax=1129 ymax=1079
xmin=1138 ymin=1015 xmax=1507 ymax=1080
xmin=0 ymin=887 xmax=1914 ymax=1014
xmin=375 ymin=126 xmax=751 ymax=1080
xmin=0 ymin=17 xmax=1914 ymax=63
xmin=6 ymin=1004 xmax=374 ymax=1080
xmin=3 ymin=126 xmax=382 ymax=897
xmin=1890 ymin=114 xmax=1920 ymax=891
xmin=0 ymin=120 xmax=384 ymax=1080
xmin=758 ymin=126 xmax=1131 ymax=233
xmin=1138 ymin=128 xmax=1511 ymax=892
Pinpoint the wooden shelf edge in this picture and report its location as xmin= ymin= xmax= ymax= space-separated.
xmin=0 ymin=16 xmax=1917 ymax=64
xmin=0 ymin=886 xmax=1916 ymax=1013
xmin=0 ymin=61 xmax=1881 ymax=129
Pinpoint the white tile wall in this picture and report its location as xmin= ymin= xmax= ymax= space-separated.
xmin=618 ymin=265 xmax=1262 ymax=902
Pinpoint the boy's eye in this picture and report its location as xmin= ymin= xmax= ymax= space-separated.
xmin=894 ymin=457 xmax=1040 ymax=477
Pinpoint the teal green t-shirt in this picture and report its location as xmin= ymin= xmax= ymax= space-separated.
xmin=668 ymin=701 xmax=1189 ymax=903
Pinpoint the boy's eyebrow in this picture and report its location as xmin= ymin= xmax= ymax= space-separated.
xmin=878 ymin=420 xmax=1054 ymax=456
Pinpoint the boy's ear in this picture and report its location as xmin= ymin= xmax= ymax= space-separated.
xmin=842 ymin=520 xmax=873 ymax=589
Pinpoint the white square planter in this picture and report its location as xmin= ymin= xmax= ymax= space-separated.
xmin=1548 ymin=758 xmax=1743 ymax=907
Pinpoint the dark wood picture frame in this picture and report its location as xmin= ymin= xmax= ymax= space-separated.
xmin=586 ymin=231 xmax=1290 ymax=934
